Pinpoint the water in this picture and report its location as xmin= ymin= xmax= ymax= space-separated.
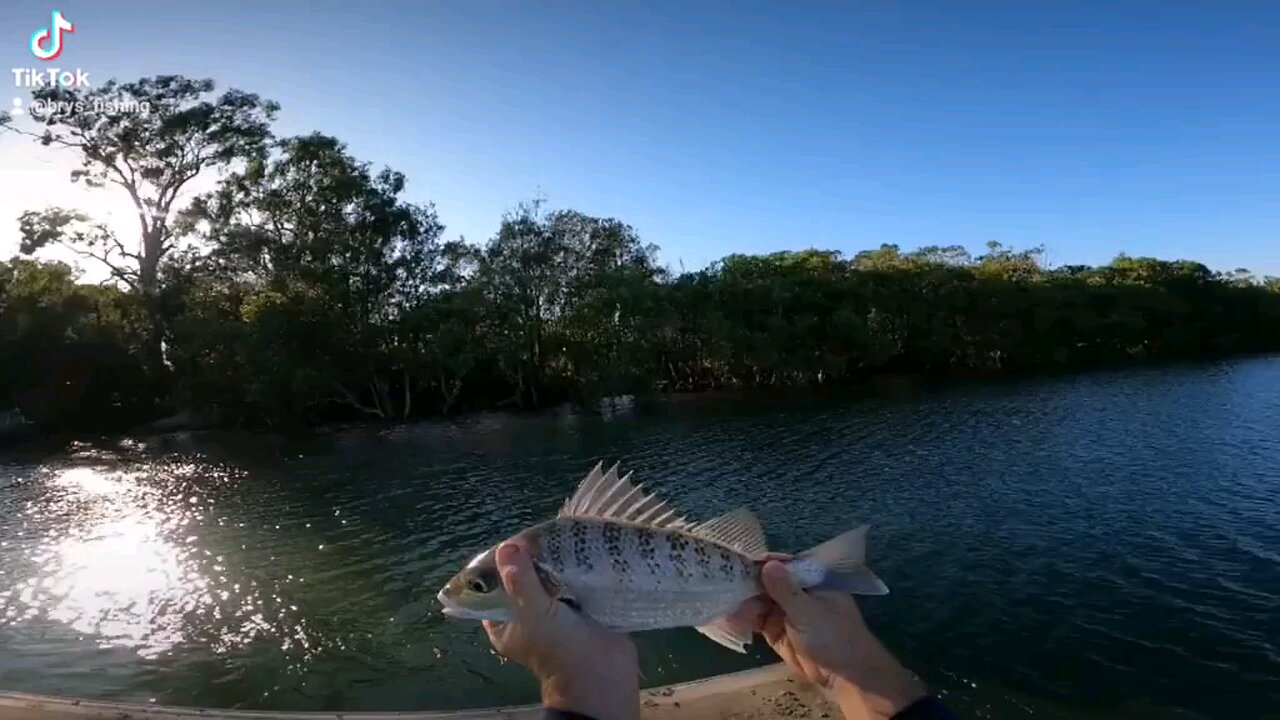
xmin=1 ymin=359 xmax=1278 ymax=718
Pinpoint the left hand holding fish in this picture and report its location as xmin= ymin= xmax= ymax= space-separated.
xmin=730 ymin=560 xmax=931 ymax=720
xmin=482 ymin=541 xmax=640 ymax=720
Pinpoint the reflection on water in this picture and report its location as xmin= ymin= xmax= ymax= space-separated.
xmin=1 ymin=359 xmax=1279 ymax=718
xmin=1 ymin=459 xmax=294 ymax=666
xmin=7 ymin=466 xmax=206 ymax=656
xmin=43 ymin=513 xmax=188 ymax=652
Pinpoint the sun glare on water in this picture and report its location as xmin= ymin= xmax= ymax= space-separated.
xmin=2 ymin=462 xmax=273 ymax=658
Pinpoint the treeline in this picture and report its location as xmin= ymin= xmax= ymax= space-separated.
xmin=2 ymin=76 xmax=1279 ymax=432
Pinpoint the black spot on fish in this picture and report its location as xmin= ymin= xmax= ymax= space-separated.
xmin=603 ymin=523 xmax=623 ymax=554
xmin=611 ymin=553 xmax=630 ymax=577
xmin=572 ymin=523 xmax=593 ymax=571
xmin=544 ymin=527 xmax=564 ymax=571
xmin=668 ymin=533 xmax=690 ymax=566
xmin=637 ymin=530 xmax=656 ymax=561
xmin=719 ymin=550 xmax=734 ymax=575
xmin=694 ymin=543 xmax=712 ymax=575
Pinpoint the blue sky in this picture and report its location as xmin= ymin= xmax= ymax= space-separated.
xmin=3 ymin=0 xmax=1278 ymax=274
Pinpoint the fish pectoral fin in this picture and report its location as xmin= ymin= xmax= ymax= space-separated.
xmin=534 ymin=561 xmax=567 ymax=598
xmin=537 ymin=566 xmax=581 ymax=612
xmin=695 ymin=616 xmax=753 ymax=653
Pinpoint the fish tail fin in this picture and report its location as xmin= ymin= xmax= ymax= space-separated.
xmin=796 ymin=525 xmax=888 ymax=595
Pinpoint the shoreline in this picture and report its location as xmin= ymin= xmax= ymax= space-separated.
xmin=10 ymin=351 xmax=1277 ymax=445
xmin=0 ymin=665 xmax=833 ymax=720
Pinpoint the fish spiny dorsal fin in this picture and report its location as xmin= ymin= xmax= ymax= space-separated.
xmin=689 ymin=507 xmax=768 ymax=557
xmin=560 ymin=461 xmax=607 ymax=516
xmin=559 ymin=462 xmax=694 ymax=528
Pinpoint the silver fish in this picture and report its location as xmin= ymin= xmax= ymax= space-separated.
xmin=437 ymin=462 xmax=888 ymax=652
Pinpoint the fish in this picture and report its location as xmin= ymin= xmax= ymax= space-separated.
xmin=436 ymin=462 xmax=888 ymax=653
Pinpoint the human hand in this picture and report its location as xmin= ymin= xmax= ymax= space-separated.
xmin=482 ymin=541 xmax=639 ymax=720
xmin=734 ymin=560 xmax=927 ymax=720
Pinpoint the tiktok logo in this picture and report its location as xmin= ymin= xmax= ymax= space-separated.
xmin=30 ymin=10 xmax=75 ymax=61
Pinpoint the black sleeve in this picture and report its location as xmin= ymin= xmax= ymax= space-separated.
xmin=542 ymin=709 xmax=600 ymax=720
xmin=891 ymin=695 xmax=959 ymax=720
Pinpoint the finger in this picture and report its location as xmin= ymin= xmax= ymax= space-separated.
xmin=815 ymin=589 xmax=864 ymax=617
xmin=760 ymin=608 xmax=789 ymax=652
xmin=796 ymin=654 xmax=830 ymax=686
xmin=760 ymin=561 xmax=816 ymax=620
xmin=724 ymin=597 xmax=768 ymax=633
xmin=495 ymin=541 xmax=552 ymax=617
xmin=761 ymin=552 xmax=795 ymax=562
xmin=767 ymin=632 xmax=806 ymax=679
xmin=482 ymin=619 xmax=504 ymax=642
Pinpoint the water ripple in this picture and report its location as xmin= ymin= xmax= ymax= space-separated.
xmin=2 ymin=358 xmax=1279 ymax=717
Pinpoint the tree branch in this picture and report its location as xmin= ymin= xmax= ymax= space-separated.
xmin=57 ymin=240 xmax=139 ymax=291
xmin=109 ymin=233 xmax=143 ymax=262
xmin=0 ymin=123 xmax=88 ymax=151
xmin=332 ymin=382 xmax=385 ymax=418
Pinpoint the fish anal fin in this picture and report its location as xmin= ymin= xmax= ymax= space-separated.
xmin=695 ymin=616 xmax=753 ymax=653
xmin=559 ymin=462 xmax=694 ymax=529
xmin=689 ymin=507 xmax=768 ymax=557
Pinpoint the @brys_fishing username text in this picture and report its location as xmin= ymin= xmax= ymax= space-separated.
xmin=22 ymin=96 xmax=153 ymax=116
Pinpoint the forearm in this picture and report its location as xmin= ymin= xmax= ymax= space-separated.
xmin=827 ymin=624 xmax=930 ymax=720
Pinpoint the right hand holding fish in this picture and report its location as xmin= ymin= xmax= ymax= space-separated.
xmin=481 ymin=541 xmax=640 ymax=720
xmin=746 ymin=560 xmax=929 ymax=720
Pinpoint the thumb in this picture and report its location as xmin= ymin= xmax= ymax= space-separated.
xmin=495 ymin=541 xmax=552 ymax=616
xmin=761 ymin=560 xmax=817 ymax=622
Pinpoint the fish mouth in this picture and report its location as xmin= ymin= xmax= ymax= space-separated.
xmin=436 ymin=589 xmax=486 ymax=620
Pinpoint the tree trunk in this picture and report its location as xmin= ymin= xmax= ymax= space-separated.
xmin=138 ymin=226 xmax=168 ymax=382
xmin=139 ymin=226 xmax=163 ymax=295
xmin=440 ymin=374 xmax=463 ymax=414
xmin=334 ymin=382 xmax=385 ymax=418
xmin=402 ymin=368 xmax=412 ymax=419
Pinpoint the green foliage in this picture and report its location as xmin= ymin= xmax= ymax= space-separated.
xmin=0 ymin=258 xmax=153 ymax=431
xmin=171 ymin=133 xmax=447 ymax=424
xmin=5 ymin=74 xmax=1279 ymax=432
xmin=8 ymin=218 xmax=1280 ymax=430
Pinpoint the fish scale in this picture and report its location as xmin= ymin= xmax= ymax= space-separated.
xmin=438 ymin=462 xmax=889 ymax=653
xmin=531 ymin=517 xmax=759 ymax=631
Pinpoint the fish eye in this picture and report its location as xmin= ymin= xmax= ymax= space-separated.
xmin=469 ymin=578 xmax=490 ymax=594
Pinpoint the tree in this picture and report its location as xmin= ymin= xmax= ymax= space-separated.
xmin=178 ymin=133 xmax=445 ymax=421
xmin=6 ymin=73 xmax=1280 ymax=431
xmin=0 ymin=258 xmax=152 ymax=430
xmin=550 ymin=210 xmax=667 ymax=401
xmin=16 ymin=208 xmax=138 ymax=289
xmin=474 ymin=201 xmax=568 ymax=407
xmin=473 ymin=205 xmax=667 ymax=407
xmin=7 ymin=76 xmax=279 ymax=296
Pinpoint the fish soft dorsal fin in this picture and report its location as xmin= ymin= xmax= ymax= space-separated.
xmin=688 ymin=507 xmax=768 ymax=557
xmin=559 ymin=462 xmax=693 ymax=528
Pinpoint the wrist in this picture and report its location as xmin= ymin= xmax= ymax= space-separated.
xmin=540 ymin=665 xmax=639 ymax=720
xmin=828 ymin=664 xmax=927 ymax=720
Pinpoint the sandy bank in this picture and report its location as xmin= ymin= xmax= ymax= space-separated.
xmin=0 ymin=665 xmax=834 ymax=720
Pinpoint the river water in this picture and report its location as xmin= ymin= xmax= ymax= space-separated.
xmin=1 ymin=359 xmax=1277 ymax=718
